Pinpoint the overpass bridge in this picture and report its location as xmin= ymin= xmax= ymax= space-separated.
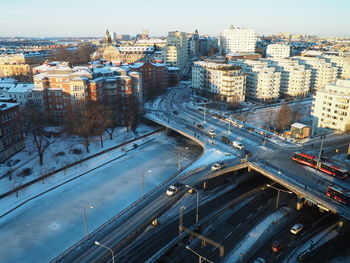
xmin=145 ymin=112 xmax=350 ymax=221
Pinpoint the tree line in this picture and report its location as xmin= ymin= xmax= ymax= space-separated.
xmin=23 ymin=96 xmax=140 ymax=166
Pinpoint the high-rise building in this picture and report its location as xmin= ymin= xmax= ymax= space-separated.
xmin=165 ymin=31 xmax=188 ymax=74
xmin=192 ymin=61 xmax=246 ymax=103
xmin=266 ymin=44 xmax=291 ymax=58
xmin=312 ymin=79 xmax=350 ymax=132
xmin=265 ymin=58 xmax=311 ymax=97
xmin=220 ymin=26 xmax=257 ymax=55
xmin=292 ymin=56 xmax=338 ymax=91
xmin=231 ymin=60 xmax=281 ymax=102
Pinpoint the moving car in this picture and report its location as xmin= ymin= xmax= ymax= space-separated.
xmin=290 ymin=223 xmax=304 ymax=234
xmin=232 ymin=141 xmax=244 ymax=150
xmin=166 ymin=185 xmax=179 ymax=196
xmin=208 ymin=129 xmax=216 ymax=137
xmin=196 ymin=124 xmax=204 ymax=129
xmin=221 ymin=136 xmax=231 ymax=145
xmin=211 ymin=162 xmax=227 ymax=171
xmin=297 ymin=249 xmax=311 ymax=261
xmin=271 ymin=240 xmax=285 ymax=252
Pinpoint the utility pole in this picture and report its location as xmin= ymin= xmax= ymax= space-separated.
xmin=316 ymin=134 xmax=326 ymax=169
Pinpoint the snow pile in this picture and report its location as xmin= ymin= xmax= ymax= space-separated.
xmin=223 ymin=207 xmax=293 ymax=263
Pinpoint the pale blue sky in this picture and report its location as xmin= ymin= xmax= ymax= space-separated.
xmin=1 ymin=0 xmax=349 ymax=37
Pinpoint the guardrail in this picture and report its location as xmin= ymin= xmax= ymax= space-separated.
xmin=50 ymin=139 xmax=204 ymax=263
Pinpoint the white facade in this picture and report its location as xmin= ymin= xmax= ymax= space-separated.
xmin=220 ymin=26 xmax=257 ymax=55
xmin=265 ymin=58 xmax=311 ymax=97
xmin=323 ymin=55 xmax=350 ymax=79
xmin=312 ymin=79 xmax=350 ymax=132
xmin=292 ymin=56 xmax=338 ymax=91
xmin=266 ymin=44 xmax=291 ymax=58
xmin=231 ymin=60 xmax=280 ymax=101
xmin=192 ymin=61 xmax=246 ymax=103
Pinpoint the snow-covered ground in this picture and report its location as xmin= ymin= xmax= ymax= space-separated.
xmin=0 ymin=124 xmax=155 ymax=195
xmin=0 ymin=132 xmax=201 ymax=263
xmin=223 ymin=207 xmax=294 ymax=263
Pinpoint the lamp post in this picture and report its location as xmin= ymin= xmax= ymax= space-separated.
xmin=185 ymin=246 xmax=214 ymax=263
xmin=141 ymin=169 xmax=151 ymax=198
xmin=83 ymin=205 xmax=94 ymax=237
xmin=266 ymin=184 xmax=293 ymax=210
xmin=185 ymin=184 xmax=199 ymax=223
xmin=179 ymin=206 xmax=186 ymax=236
xmin=316 ymin=134 xmax=326 ymax=169
xmin=178 ymin=147 xmax=189 ymax=170
xmin=94 ymin=241 xmax=115 ymax=263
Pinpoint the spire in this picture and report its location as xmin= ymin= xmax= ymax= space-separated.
xmin=195 ymin=29 xmax=198 ymax=35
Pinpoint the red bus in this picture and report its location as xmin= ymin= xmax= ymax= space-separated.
xmin=326 ymin=185 xmax=350 ymax=206
xmin=292 ymin=152 xmax=348 ymax=179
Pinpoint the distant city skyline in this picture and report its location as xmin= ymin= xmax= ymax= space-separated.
xmin=1 ymin=0 xmax=350 ymax=37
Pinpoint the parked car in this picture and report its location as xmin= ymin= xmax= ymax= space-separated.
xmin=211 ymin=162 xmax=227 ymax=171
xmin=272 ymin=240 xmax=285 ymax=253
xmin=208 ymin=129 xmax=216 ymax=137
xmin=290 ymin=223 xmax=304 ymax=234
xmin=166 ymin=185 xmax=179 ymax=196
xmin=196 ymin=124 xmax=204 ymax=129
xmin=247 ymin=127 xmax=255 ymax=132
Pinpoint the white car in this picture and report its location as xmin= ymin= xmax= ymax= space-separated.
xmin=290 ymin=223 xmax=304 ymax=234
xmin=166 ymin=185 xmax=179 ymax=196
xmin=232 ymin=141 xmax=244 ymax=150
xmin=208 ymin=129 xmax=216 ymax=137
xmin=211 ymin=162 xmax=227 ymax=171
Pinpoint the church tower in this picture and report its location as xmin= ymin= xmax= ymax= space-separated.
xmin=104 ymin=29 xmax=112 ymax=44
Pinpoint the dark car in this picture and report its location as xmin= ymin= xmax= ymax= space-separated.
xmin=272 ymin=240 xmax=285 ymax=253
xmin=297 ymin=249 xmax=311 ymax=261
xmin=173 ymin=110 xmax=178 ymax=115
xmin=196 ymin=124 xmax=204 ymax=129
xmin=221 ymin=136 xmax=231 ymax=145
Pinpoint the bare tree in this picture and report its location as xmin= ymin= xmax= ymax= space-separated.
xmin=22 ymin=106 xmax=52 ymax=166
xmin=65 ymin=100 xmax=109 ymax=152
xmin=276 ymin=102 xmax=293 ymax=131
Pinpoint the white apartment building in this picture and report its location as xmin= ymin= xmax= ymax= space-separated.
xmin=220 ymin=26 xmax=257 ymax=55
xmin=323 ymin=55 xmax=350 ymax=79
xmin=166 ymin=31 xmax=188 ymax=74
xmin=231 ymin=60 xmax=280 ymax=102
xmin=192 ymin=61 xmax=246 ymax=103
xmin=292 ymin=56 xmax=338 ymax=91
xmin=266 ymin=44 xmax=291 ymax=58
xmin=265 ymin=58 xmax=311 ymax=97
xmin=312 ymin=79 xmax=350 ymax=132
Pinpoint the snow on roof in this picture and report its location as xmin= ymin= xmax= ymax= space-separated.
xmin=7 ymin=83 xmax=34 ymax=93
xmin=168 ymin=66 xmax=179 ymax=71
xmin=0 ymin=102 xmax=19 ymax=111
xmin=291 ymin=122 xmax=308 ymax=129
xmin=129 ymin=62 xmax=145 ymax=69
xmin=0 ymin=77 xmax=17 ymax=84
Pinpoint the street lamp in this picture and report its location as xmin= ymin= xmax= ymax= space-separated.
xmin=94 ymin=241 xmax=115 ymax=263
xmin=141 ymin=169 xmax=152 ymax=198
xmin=179 ymin=206 xmax=186 ymax=236
xmin=316 ymin=134 xmax=326 ymax=169
xmin=266 ymin=184 xmax=293 ymax=210
xmin=185 ymin=246 xmax=214 ymax=263
xmin=185 ymin=184 xmax=199 ymax=223
xmin=83 ymin=205 xmax=94 ymax=237
xmin=178 ymin=147 xmax=189 ymax=170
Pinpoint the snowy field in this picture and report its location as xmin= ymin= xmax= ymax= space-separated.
xmin=0 ymin=124 xmax=156 ymax=195
xmin=0 ymin=132 xmax=201 ymax=263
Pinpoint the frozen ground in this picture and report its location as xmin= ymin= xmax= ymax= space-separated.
xmin=0 ymin=124 xmax=155 ymax=195
xmin=0 ymin=132 xmax=201 ymax=263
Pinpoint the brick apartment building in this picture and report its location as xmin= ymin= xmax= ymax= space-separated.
xmin=31 ymin=64 xmax=142 ymax=125
xmin=0 ymin=98 xmax=24 ymax=162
